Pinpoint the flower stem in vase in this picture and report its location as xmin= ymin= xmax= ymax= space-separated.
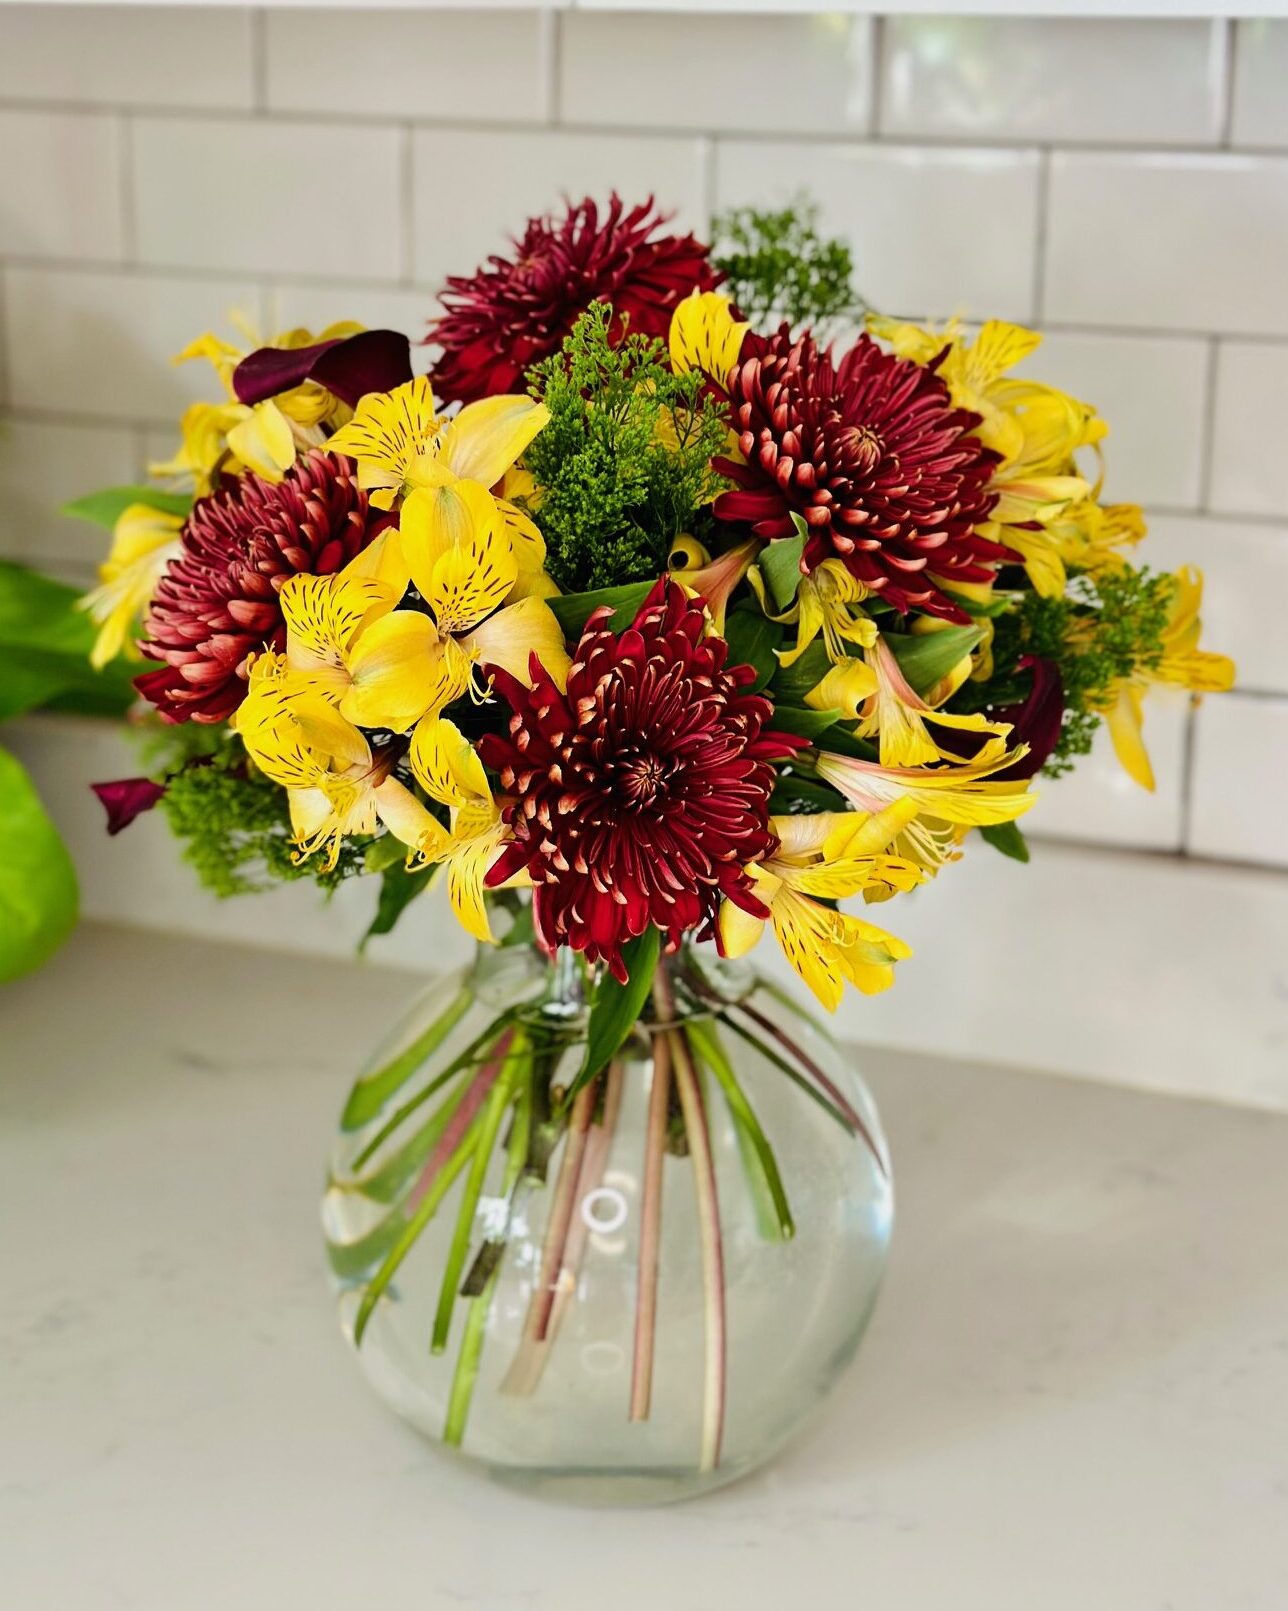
xmin=630 ymin=1022 xmax=672 ymax=1422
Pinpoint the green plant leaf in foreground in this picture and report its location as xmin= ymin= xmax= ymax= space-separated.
xmin=0 ymin=747 xmax=79 ymax=982
xmin=886 ymin=624 xmax=984 ymax=696
xmin=0 ymin=562 xmax=136 ymax=720
xmin=979 ymin=821 xmax=1031 ymax=863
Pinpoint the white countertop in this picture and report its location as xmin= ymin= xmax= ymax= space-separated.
xmin=3 ymin=924 xmax=1287 ymax=1610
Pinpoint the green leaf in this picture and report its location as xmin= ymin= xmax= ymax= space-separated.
xmin=769 ymin=639 xmax=831 ymax=704
xmin=938 ymin=585 xmax=1014 ymax=619
xmin=768 ymin=773 xmax=848 ymax=814
xmin=979 ymin=821 xmax=1031 ymax=863
xmin=886 ymin=624 xmax=984 ymax=695
xmin=0 ymin=747 xmax=79 ymax=982
xmin=360 ymin=862 xmax=431 ymax=951
xmin=546 ymin=581 xmax=653 ymax=638
xmin=570 ymin=928 xmax=660 ymax=1099
xmin=61 ymin=485 xmax=192 ymax=530
xmin=759 ymin=533 xmax=805 ymax=611
xmin=723 ymin=602 xmax=780 ymax=691
xmin=770 ymin=704 xmax=841 ymax=741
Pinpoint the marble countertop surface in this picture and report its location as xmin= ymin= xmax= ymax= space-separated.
xmin=3 ymin=923 xmax=1287 ymax=1611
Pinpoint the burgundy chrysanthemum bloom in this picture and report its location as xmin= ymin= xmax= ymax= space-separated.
xmin=479 ymin=579 xmax=803 ymax=982
xmin=713 ymin=329 xmax=1008 ymax=623
xmin=135 ymin=450 xmax=377 ymax=723
xmin=429 ymin=193 xmax=723 ymax=406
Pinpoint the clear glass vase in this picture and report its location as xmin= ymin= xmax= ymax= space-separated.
xmin=323 ymin=936 xmax=892 ymax=1506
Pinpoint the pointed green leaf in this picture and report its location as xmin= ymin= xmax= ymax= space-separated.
xmin=569 ymin=928 xmax=660 ymax=1098
xmin=61 ymin=486 xmax=192 ymax=530
xmin=769 ymin=704 xmax=841 ymax=741
xmin=547 ymin=582 xmax=653 ymax=638
xmin=759 ymin=533 xmax=805 ymax=611
xmin=722 ymin=602 xmax=780 ymax=690
xmin=980 ymin=821 xmax=1031 ymax=863
xmin=886 ymin=624 xmax=984 ymax=695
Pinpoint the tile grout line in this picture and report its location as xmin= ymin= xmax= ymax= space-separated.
xmin=1216 ymin=18 xmax=1237 ymax=148
xmin=249 ymin=8 xmax=268 ymax=116
xmin=398 ymin=126 xmax=415 ymax=287
xmin=542 ymin=8 xmax=561 ymax=127
xmin=1030 ymin=147 xmax=1052 ymax=326
xmin=1196 ymin=335 xmax=1222 ymax=513
xmin=1178 ymin=698 xmax=1200 ymax=854
xmin=118 ymin=112 xmax=137 ymax=267
xmin=867 ymin=16 xmax=885 ymax=140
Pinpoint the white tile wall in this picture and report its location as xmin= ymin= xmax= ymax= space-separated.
xmin=561 ymin=12 xmax=873 ymax=135
xmin=264 ymin=10 xmax=552 ymax=124
xmin=1190 ymin=694 xmax=1288 ymax=869
xmin=1209 ymin=343 xmax=1288 ymax=519
xmin=1230 ymin=21 xmax=1288 ymax=149
xmin=0 ymin=5 xmax=255 ymax=111
xmin=411 ymin=127 xmax=707 ymax=286
xmin=132 ymin=118 xmax=404 ymax=280
xmin=0 ymin=111 xmax=124 ymax=263
xmin=1 ymin=7 xmax=1285 ymax=1091
xmin=714 ymin=141 xmax=1041 ymax=321
xmin=879 ymin=18 xmax=1227 ymax=147
xmin=1045 ymin=152 xmax=1288 ymax=336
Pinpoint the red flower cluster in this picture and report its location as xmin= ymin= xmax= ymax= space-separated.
xmin=714 ymin=329 xmax=1007 ymax=622
xmin=479 ymin=580 xmax=802 ymax=980
xmin=136 ymin=450 xmax=376 ymax=723
xmin=429 ymin=194 xmax=722 ymax=406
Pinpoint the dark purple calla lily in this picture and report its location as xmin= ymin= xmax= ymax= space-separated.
xmin=940 ymin=656 xmax=1065 ymax=780
xmin=232 ymin=329 xmax=413 ymax=409
xmin=90 ymin=777 xmax=167 ymax=835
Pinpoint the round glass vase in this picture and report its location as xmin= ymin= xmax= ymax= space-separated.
xmin=323 ymin=938 xmax=892 ymax=1506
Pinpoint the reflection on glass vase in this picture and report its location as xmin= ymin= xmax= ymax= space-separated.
xmin=323 ymin=936 xmax=892 ymax=1505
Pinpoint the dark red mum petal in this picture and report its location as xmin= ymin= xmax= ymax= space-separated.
xmin=136 ymin=450 xmax=377 ymax=724
xmin=428 ymin=193 xmax=723 ymax=407
xmin=478 ymin=578 xmax=801 ymax=980
xmin=713 ymin=328 xmax=1007 ymax=623
xmin=91 ymin=777 xmax=167 ymax=835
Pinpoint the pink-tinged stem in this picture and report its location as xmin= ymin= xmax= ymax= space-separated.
xmin=501 ymin=1061 xmax=626 ymax=1397
xmin=408 ymin=1028 xmax=514 ymax=1213
xmin=528 ymin=1080 xmax=598 ymax=1343
xmin=630 ymin=1026 xmax=672 ymax=1423
xmin=669 ymin=1024 xmax=726 ymax=1474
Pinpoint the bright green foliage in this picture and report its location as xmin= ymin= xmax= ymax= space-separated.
xmin=0 ymin=747 xmax=79 ymax=982
xmin=148 ymin=727 xmax=361 ymax=896
xmin=711 ymin=198 xmax=862 ymax=334
xmin=523 ymin=303 xmax=731 ymax=593
xmin=954 ymin=567 xmax=1174 ymax=776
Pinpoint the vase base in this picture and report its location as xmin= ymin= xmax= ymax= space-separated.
xmin=482 ymin=1457 xmax=752 ymax=1509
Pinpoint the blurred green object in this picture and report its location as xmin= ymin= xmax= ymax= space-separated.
xmin=0 ymin=561 xmax=137 ymax=982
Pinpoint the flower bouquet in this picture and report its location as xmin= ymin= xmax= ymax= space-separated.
xmin=75 ymin=195 xmax=1232 ymax=1502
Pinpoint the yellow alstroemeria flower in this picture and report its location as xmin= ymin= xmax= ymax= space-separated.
xmin=1100 ymin=566 xmax=1235 ymax=792
xmin=152 ymin=320 xmax=364 ymax=494
xmin=669 ymin=292 xmax=749 ymax=386
xmin=815 ymin=744 xmax=1036 ymax=878
xmin=77 ymin=503 xmax=185 ymax=668
xmin=750 ymin=557 xmax=877 ymax=667
xmin=809 ymin=635 xmax=1012 ymax=768
xmin=277 ymin=566 xmax=399 ymax=703
xmin=406 ymin=717 xmax=519 ymax=944
xmin=231 ymin=655 xmax=438 ymax=871
xmin=339 ymin=482 xmax=570 ymax=734
xmin=719 ymin=804 xmax=922 ymax=1011
xmin=325 ymin=375 xmax=549 ymax=516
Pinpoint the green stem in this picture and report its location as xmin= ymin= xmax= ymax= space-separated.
xmin=716 ymin=1010 xmax=856 ymax=1136
xmin=341 ymin=985 xmax=472 ymax=1132
xmin=685 ymin=1016 xmax=794 ymax=1241
xmin=430 ymin=1029 xmax=527 ymax=1355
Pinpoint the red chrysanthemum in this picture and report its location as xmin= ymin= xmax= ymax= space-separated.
xmin=136 ymin=450 xmax=377 ymax=723
xmin=714 ymin=329 xmax=1008 ymax=622
xmin=479 ymin=579 xmax=802 ymax=981
xmin=429 ymin=194 xmax=723 ymax=406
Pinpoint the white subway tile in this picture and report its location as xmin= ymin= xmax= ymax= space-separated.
xmin=1209 ymin=343 xmax=1288 ymax=520
xmin=1046 ymin=153 xmax=1288 ymax=337
xmin=1189 ymin=694 xmax=1288 ymax=868
xmin=0 ymin=111 xmax=123 ymax=263
xmin=3 ymin=268 xmax=262 ymax=422
xmin=881 ymin=18 xmax=1225 ymax=147
xmin=715 ymin=142 xmax=1039 ymax=323
xmin=1142 ymin=513 xmax=1288 ymax=697
xmin=410 ymin=129 xmax=706 ymax=289
xmin=0 ymin=6 xmax=254 ymax=110
xmin=1231 ymin=22 xmax=1288 ymax=148
xmin=132 ymin=118 xmax=402 ymax=281
xmin=1022 ymin=330 xmax=1207 ymax=510
xmin=1025 ymin=693 xmax=1187 ymax=853
xmin=267 ymin=284 xmax=436 ymax=365
xmin=265 ymin=9 xmax=548 ymax=123
xmin=561 ymin=13 xmax=872 ymax=135
xmin=0 ymin=415 xmax=137 ymax=568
